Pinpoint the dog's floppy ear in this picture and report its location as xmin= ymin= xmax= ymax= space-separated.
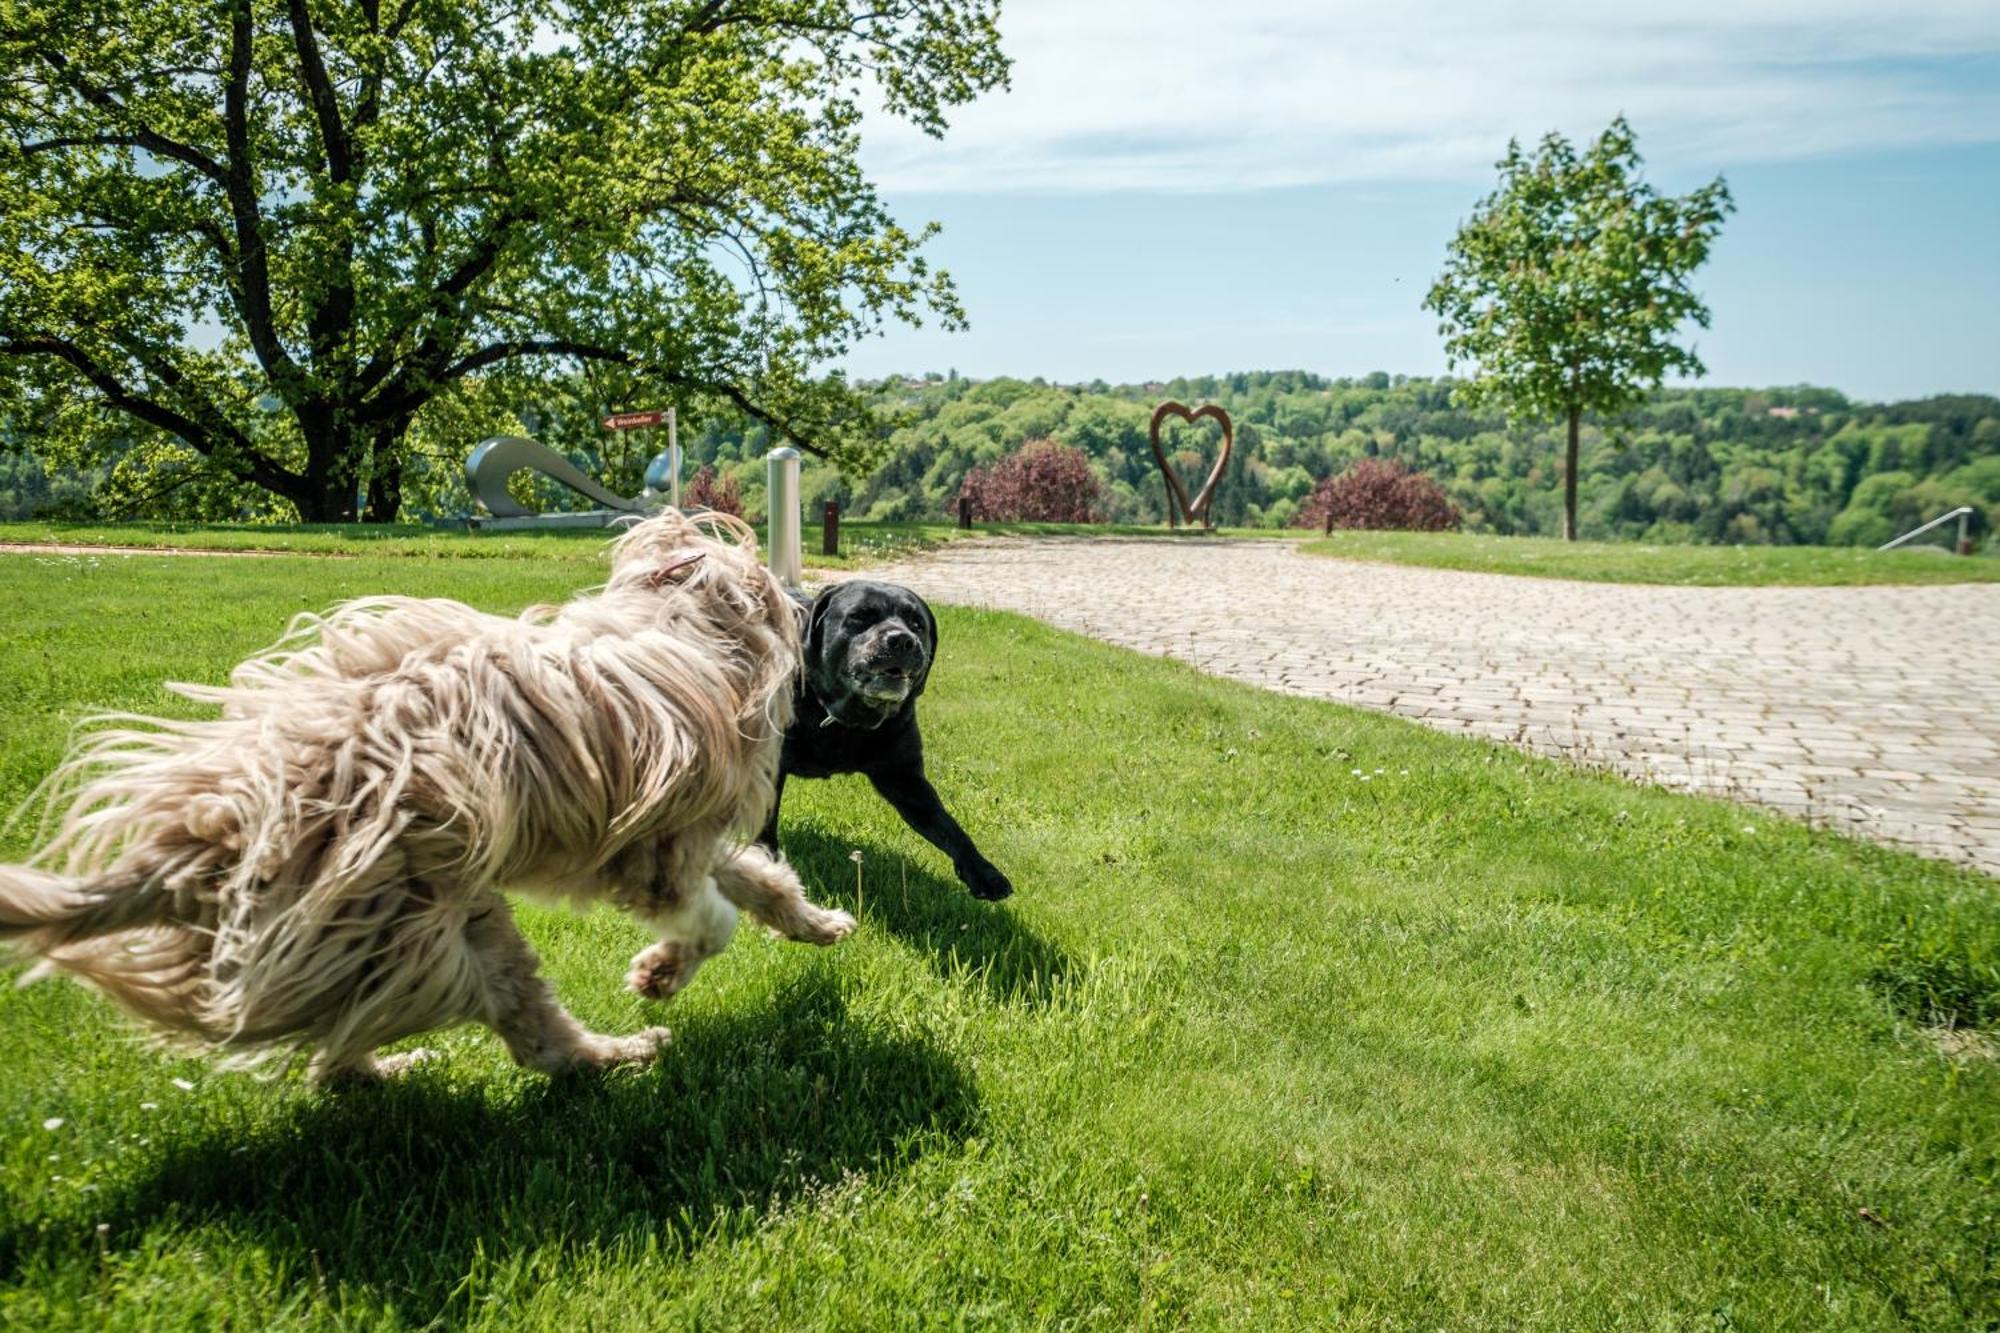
xmin=898 ymin=590 xmax=938 ymax=699
xmin=804 ymin=585 xmax=841 ymax=671
xmin=915 ymin=596 xmax=938 ymax=660
xmin=644 ymin=552 xmax=706 ymax=590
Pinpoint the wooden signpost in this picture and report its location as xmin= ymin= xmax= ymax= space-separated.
xmin=603 ymin=407 xmax=679 ymax=506
xmin=601 ymin=410 xmax=670 ymax=431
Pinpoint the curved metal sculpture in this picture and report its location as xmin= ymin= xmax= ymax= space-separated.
xmin=1148 ymin=402 xmax=1233 ymax=529
xmin=643 ymin=448 xmax=681 ymax=499
xmin=465 ymin=435 xmax=650 ymax=521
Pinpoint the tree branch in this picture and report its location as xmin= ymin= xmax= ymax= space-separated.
xmin=354 ymin=207 xmax=530 ymax=395
xmin=0 ymin=336 xmax=303 ymax=493
xmin=284 ymin=0 xmax=363 ymax=383
xmin=29 ymin=52 xmax=231 ymax=190
xmin=220 ymin=0 xmax=302 ymax=390
xmin=371 ymin=336 xmax=831 ymax=459
xmin=285 ymin=0 xmax=352 ymax=183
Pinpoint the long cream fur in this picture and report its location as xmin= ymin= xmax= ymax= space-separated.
xmin=0 ymin=510 xmax=854 ymax=1083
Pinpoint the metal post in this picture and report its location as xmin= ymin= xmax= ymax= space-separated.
xmin=667 ymin=408 xmax=681 ymax=509
xmin=822 ymin=501 xmax=840 ymax=556
xmin=1959 ymin=508 xmax=1972 ymax=556
xmin=958 ymin=496 xmax=971 ymax=530
xmin=766 ymin=446 xmax=802 ymax=589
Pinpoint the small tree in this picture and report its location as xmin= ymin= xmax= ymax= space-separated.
xmin=1423 ymin=118 xmax=1733 ymax=540
xmin=682 ymin=463 xmax=743 ymax=518
xmin=1295 ymin=458 xmax=1459 ymax=532
xmin=955 ymin=438 xmax=1103 ymax=523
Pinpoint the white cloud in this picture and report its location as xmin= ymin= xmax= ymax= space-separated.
xmin=862 ymin=0 xmax=2000 ymax=191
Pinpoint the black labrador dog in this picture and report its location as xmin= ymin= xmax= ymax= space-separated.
xmin=759 ymin=580 xmax=1012 ymax=901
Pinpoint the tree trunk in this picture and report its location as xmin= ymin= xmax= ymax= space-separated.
xmin=363 ymin=461 xmax=402 ymax=524
xmin=1562 ymin=404 xmax=1581 ymax=542
xmin=363 ymin=424 xmax=407 ymax=523
xmin=295 ymin=403 xmax=361 ymax=523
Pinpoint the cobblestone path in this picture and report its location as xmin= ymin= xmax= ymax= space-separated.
xmin=845 ymin=537 xmax=2000 ymax=877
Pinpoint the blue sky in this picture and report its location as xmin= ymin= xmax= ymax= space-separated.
xmin=839 ymin=1 xmax=2000 ymax=402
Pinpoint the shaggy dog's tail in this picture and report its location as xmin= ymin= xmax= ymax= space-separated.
xmin=0 ymin=864 xmax=171 ymax=951
xmin=0 ymin=864 xmax=207 ymax=1032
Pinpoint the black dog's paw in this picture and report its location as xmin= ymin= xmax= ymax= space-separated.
xmin=963 ymin=863 xmax=1013 ymax=901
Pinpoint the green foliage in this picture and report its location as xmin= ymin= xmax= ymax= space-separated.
xmin=12 ymin=370 xmax=1996 ymax=549
xmin=1425 ymin=118 xmax=1735 ymax=424
xmin=1 ymin=549 xmax=1997 ymax=1325
xmin=714 ymin=373 xmax=1994 ymax=547
xmin=1424 ymin=118 xmax=1734 ymax=538
xmin=0 ymin=0 xmax=1007 ymax=520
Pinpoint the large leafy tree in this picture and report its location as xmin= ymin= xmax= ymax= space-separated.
xmin=0 ymin=0 xmax=1005 ymax=520
xmin=1424 ymin=118 xmax=1732 ymax=540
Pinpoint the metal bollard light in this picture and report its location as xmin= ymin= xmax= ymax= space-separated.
xmin=766 ymin=446 xmax=803 ymax=590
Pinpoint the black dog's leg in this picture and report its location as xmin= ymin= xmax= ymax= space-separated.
xmin=757 ymin=770 xmax=787 ymax=854
xmin=867 ymin=768 xmax=1012 ymax=900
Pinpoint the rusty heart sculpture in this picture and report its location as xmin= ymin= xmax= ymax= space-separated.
xmin=1148 ymin=401 xmax=1233 ymax=529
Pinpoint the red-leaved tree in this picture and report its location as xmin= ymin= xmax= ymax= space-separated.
xmin=954 ymin=439 xmax=1104 ymax=523
xmin=1295 ymin=458 xmax=1460 ymax=532
xmin=683 ymin=464 xmax=744 ymax=518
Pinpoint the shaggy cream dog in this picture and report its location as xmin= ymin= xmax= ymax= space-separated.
xmin=0 ymin=511 xmax=853 ymax=1083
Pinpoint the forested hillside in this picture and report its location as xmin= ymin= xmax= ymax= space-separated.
xmin=705 ymin=372 xmax=1999 ymax=545
xmin=5 ymin=371 xmax=1996 ymax=546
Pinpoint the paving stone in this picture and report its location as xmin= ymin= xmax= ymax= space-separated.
xmin=836 ymin=537 xmax=2000 ymax=877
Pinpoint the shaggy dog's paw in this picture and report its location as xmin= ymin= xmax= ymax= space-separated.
xmin=575 ymin=1026 xmax=672 ymax=1071
xmin=312 ymin=1047 xmax=440 ymax=1089
xmin=374 ymin=1047 xmax=441 ymax=1077
xmin=799 ymin=906 xmax=857 ymax=945
xmin=627 ymin=942 xmax=696 ymax=1001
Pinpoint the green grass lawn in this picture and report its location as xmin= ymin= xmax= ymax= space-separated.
xmin=0 ymin=517 xmax=1281 ymax=571
xmin=0 ymin=518 xmax=962 ymax=569
xmin=0 ymin=548 xmax=1995 ymax=1329
xmin=1304 ymin=530 xmax=2000 ymax=586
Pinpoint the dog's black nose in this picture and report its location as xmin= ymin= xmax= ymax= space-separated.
xmin=880 ymin=625 xmax=921 ymax=658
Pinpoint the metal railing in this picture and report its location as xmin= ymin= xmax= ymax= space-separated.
xmin=1879 ymin=506 xmax=1974 ymax=553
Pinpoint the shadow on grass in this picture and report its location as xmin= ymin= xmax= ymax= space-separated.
xmin=0 ymin=968 xmax=975 ymax=1322
xmin=782 ymin=823 xmax=1074 ymax=1006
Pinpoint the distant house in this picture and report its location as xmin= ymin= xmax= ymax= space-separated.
xmin=1767 ymin=406 xmax=1801 ymax=419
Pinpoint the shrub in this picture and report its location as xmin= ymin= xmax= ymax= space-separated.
xmin=683 ymin=464 xmax=744 ymax=518
xmin=1295 ymin=458 xmax=1460 ymax=532
xmin=955 ymin=438 xmax=1105 ymax=523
